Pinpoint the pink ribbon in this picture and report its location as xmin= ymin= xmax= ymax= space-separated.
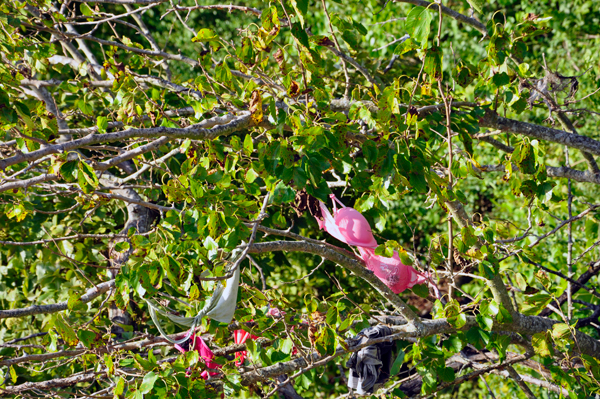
xmin=174 ymin=335 xmax=221 ymax=380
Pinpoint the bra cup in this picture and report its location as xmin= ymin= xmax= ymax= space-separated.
xmin=335 ymin=208 xmax=378 ymax=248
xmin=358 ymin=247 xmax=425 ymax=293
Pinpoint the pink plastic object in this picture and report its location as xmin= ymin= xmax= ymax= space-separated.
xmin=175 ymin=335 xmax=221 ymax=380
xmin=316 ymin=195 xmax=428 ymax=294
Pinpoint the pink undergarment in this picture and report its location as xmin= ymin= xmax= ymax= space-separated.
xmin=317 ymin=195 xmax=429 ymax=294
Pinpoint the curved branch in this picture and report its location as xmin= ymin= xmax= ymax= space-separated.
xmin=0 ymin=173 xmax=59 ymax=193
xmin=480 ymin=111 xmax=600 ymax=158
xmin=248 ymin=240 xmax=421 ymax=324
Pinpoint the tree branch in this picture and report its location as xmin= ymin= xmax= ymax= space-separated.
xmin=248 ymin=240 xmax=421 ymax=324
xmin=393 ymin=0 xmax=487 ymax=35
xmin=0 ymin=280 xmax=115 ymax=319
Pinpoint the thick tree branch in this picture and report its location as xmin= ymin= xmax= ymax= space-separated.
xmin=248 ymin=240 xmax=421 ymax=324
xmin=480 ymin=111 xmax=600 ymax=158
xmin=0 ymin=280 xmax=115 ymax=319
xmin=0 ymin=173 xmax=59 ymax=193
xmin=0 ymin=112 xmax=252 ymax=170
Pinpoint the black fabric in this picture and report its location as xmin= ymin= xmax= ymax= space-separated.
xmin=345 ymin=325 xmax=396 ymax=395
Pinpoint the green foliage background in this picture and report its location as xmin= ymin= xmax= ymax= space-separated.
xmin=1 ymin=0 xmax=600 ymax=397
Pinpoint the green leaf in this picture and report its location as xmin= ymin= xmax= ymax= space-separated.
xmin=60 ymin=161 xmax=79 ymax=183
xmin=9 ymin=365 xmax=17 ymax=384
xmin=77 ymin=330 xmax=96 ymax=348
xmin=325 ymin=305 xmax=338 ymax=326
xmin=455 ymin=61 xmax=477 ymax=87
xmin=236 ymin=37 xmax=256 ymax=65
xmin=439 ymin=366 xmax=456 ymax=382
xmin=80 ymin=3 xmax=93 ymax=17
xmin=492 ymin=72 xmax=511 ymax=87
xmin=97 ymin=116 xmax=108 ymax=133
xmin=67 ymin=292 xmax=83 ymax=311
xmin=245 ymin=168 xmax=259 ymax=183
xmin=411 ymin=284 xmax=429 ymax=298
xmin=53 ymin=314 xmax=78 ymax=346
xmin=404 ymin=7 xmax=432 ymax=47
xmin=291 ymin=22 xmax=310 ymax=48
xmin=466 ymin=0 xmax=484 ymax=13
xmin=291 ymin=0 xmax=308 ymax=27
xmin=271 ymin=181 xmax=295 ymax=204
xmin=390 ymin=349 xmax=405 ymax=376
xmin=552 ymin=323 xmax=572 ymax=340
xmin=394 ymin=37 xmax=418 ymax=55
xmin=496 ymin=303 xmax=513 ymax=324
xmin=139 ymin=371 xmax=159 ymax=394
xmin=280 ymin=338 xmax=294 ymax=354
xmin=476 ymin=314 xmax=494 ymax=330
xmin=114 ymin=377 xmax=125 ymax=397
xmin=362 ymin=140 xmax=378 ymax=165
xmin=7 ymin=203 xmax=27 ymax=222
xmin=531 ymin=332 xmax=554 ymax=357
xmin=160 ymin=255 xmax=181 ymax=286
xmin=442 ymin=335 xmax=464 ymax=352
xmin=243 ymin=134 xmax=254 ymax=156
xmin=521 ymin=293 xmax=552 ymax=316
xmin=424 ymin=45 xmax=442 ymax=80
xmin=192 ymin=28 xmax=219 ymax=42
xmin=78 ymin=161 xmax=99 ymax=192
xmin=105 ymin=354 xmax=114 ymax=377
xmin=514 ymin=272 xmax=527 ymax=291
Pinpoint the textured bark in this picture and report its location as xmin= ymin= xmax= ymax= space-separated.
xmin=0 ymin=173 xmax=59 ymax=193
xmin=248 ymin=240 xmax=420 ymax=324
xmin=0 ymin=112 xmax=252 ymax=170
xmin=95 ymin=136 xmax=171 ymax=171
xmin=480 ymin=111 xmax=600 ymax=158
xmin=0 ymin=280 xmax=115 ymax=319
xmin=0 ymin=372 xmax=98 ymax=394
xmin=277 ymin=375 xmax=306 ymax=399
xmin=101 ymin=169 xmax=157 ymax=339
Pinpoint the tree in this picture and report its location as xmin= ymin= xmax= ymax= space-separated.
xmin=1 ymin=0 xmax=600 ymax=397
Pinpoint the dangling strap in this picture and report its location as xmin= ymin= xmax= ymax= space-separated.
xmin=329 ymin=194 xmax=346 ymax=214
xmin=422 ymin=272 xmax=442 ymax=300
xmin=145 ymin=247 xmax=243 ymax=344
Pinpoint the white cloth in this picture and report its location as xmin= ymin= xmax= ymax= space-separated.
xmin=146 ymin=247 xmax=243 ymax=343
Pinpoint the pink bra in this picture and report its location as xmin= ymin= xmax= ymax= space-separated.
xmin=316 ymin=195 xmax=430 ymax=294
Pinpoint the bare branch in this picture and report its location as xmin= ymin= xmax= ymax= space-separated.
xmin=393 ymin=0 xmax=487 ymax=35
xmin=0 ymin=280 xmax=115 ymax=319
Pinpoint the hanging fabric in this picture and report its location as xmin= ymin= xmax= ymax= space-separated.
xmin=233 ymin=329 xmax=259 ymax=365
xmin=145 ymin=247 xmax=243 ymax=344
xmin=316 ymin=195 xmax=432 ymax=294
xmin=346 ymin=325 xmax=397 ymax=395
xmin=174 ymin=334 xmax=221 ymax=380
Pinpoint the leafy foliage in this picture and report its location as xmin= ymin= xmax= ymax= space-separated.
xmin=1 ymin=0 xmax=600 ymax=398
